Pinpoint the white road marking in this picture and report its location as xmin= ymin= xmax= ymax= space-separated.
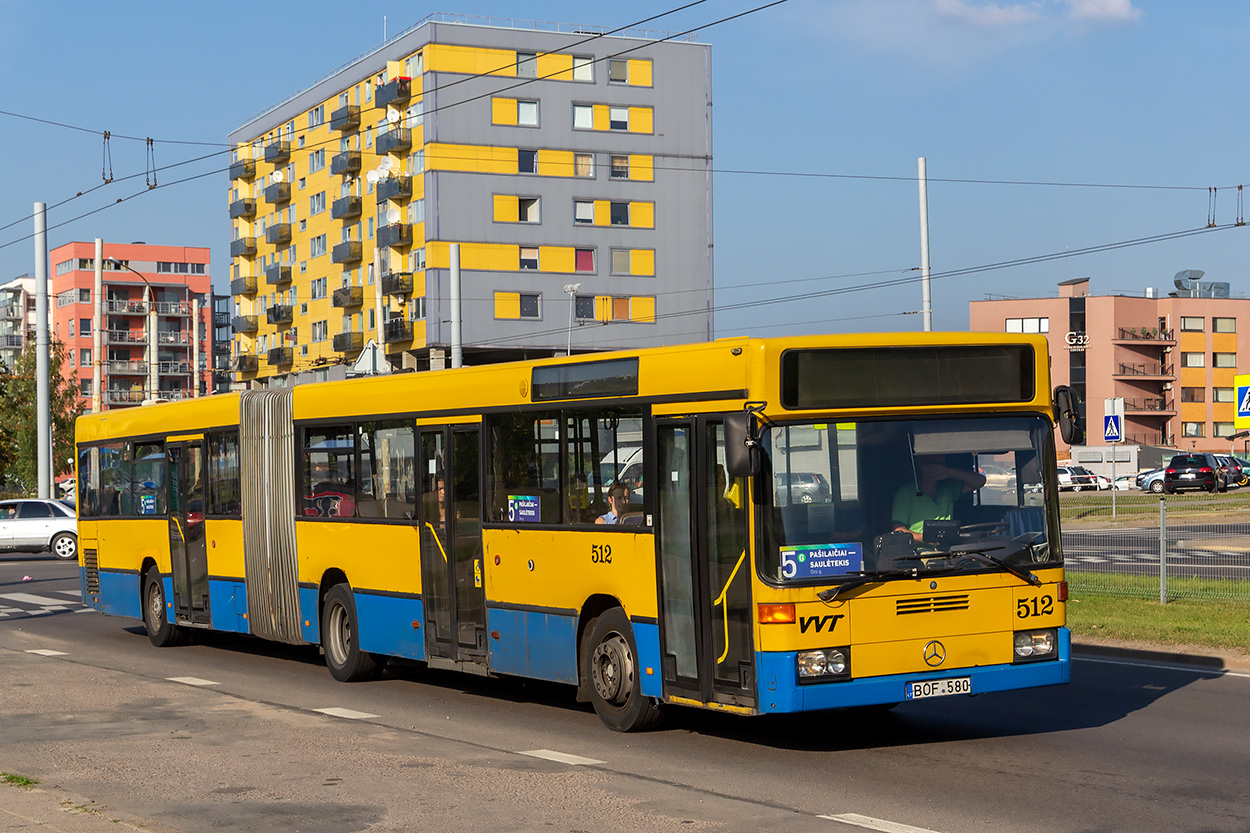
xmin=54 ymin=590 xmax=84 ymax=599
xmin=1075 ymin=655 xmax=1250 ymax=680
xmin=313 ymin=707 xmax=379 ymax=720
xmin=167 ymin=677 xmax=219 ymax=687
xmin=0 ymin=593 xmax=74 ymax=606
xmin=517 ymin=749 xmax=605 ymax=766
xmin=819 ymin=813 xmax=941 ymax=833
xmin=25 ymin=649 xmax=67 ymax=657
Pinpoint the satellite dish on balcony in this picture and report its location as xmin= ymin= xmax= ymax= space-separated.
xmin=366 ymin=169 xmax=380 ymax=185
xmin=379 ymin=157 xmax=394 ymax=174
xmin=271 ymin=170 xmax=284 ymax=183
xmin=386 ymin=207 xmax=400 ymax=224
xmin=387 ymin=107 xmax=401 ymax=124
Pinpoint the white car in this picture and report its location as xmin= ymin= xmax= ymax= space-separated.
xmin=0 ymin=499 xmax=78 ymax=560
xmin=1112 ymin=474 xmax=1137 ymax=490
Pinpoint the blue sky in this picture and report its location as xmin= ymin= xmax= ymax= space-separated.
xmin=0 ymin=0 xmax=1245 ymax=336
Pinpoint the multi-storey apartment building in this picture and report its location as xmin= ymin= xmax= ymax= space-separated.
xmin=970 ymin=275 xmax=1250 ymax=454
xmin=227 ymin=14 xmax=713 ymax=383
xmin=49 ymin=241 xmax=214 ymax=409
xmin=0 ymin=274 xmax=36 ymax=370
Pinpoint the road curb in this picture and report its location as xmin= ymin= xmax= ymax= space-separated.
xmin=1072 ymin=641 xmax=1250 ymax=673
xmin=0 ymin=782 xmax=184 ymax=833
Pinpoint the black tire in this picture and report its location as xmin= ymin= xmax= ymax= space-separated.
xmin=584 ymin=609 xmax=662 ymax=732
xmin=143 ymin=567 xmax=185 ymax=648
xmin=50 ymin=532 xmax=77 ymax=561
xmin=321 ymin=584 xmax=380 ymax=682
xmin=1149 ymin=481 xmax=1164 ymax=494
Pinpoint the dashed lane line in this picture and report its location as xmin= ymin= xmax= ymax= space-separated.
xmin=313 ymin=707 xmax=380 ymax=720
xmin=516 ymin=749 xmax=605 ymax=766
xmin=819 ymin=813 xmax=942 ymax=833
xmin=167 ymin=676 xmax=219 ymax=686
xmin=25 ymin=649 xmax=67 ymax=656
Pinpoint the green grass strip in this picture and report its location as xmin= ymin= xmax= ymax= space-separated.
xmin=0 ymin=773 xmax=39 ymax=788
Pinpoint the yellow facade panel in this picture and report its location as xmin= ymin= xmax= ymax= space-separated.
xmin=631 ymin=201 xmax=655 ymax=229
xmin=537 ymin=53 xmax=574 ymax=81
xmin=631 ymin=249 xmax=655 ymax=276
xmin=426 ymin=143 xmax=517 ymax=174
xmin=629 ymin=154 xmax=655 ymax=181
xmin=493 ymin=194 xmax=519 ymax=223
xmin=538 ymin=149 xmax=575 ymax=177
xmin=628 ymin=59 xmax=653 ymax=87
xmin=491 ymin=97 xmax=518 ymax=126
xmin=1213 ymin=332 xmax=1238 ymax=352
xmin=430 ymin=44 xmax=515 ymax=77
xmin=592 ymin=104 xmax=610 ymax=132
xmin=495 ymin=291 xmax=521 ymax=319
xmin=540 ymin=246 xmax=575 ymax=274
xmin=630 ymin=296 xmax=656 ymax=323
xmin=593 ymin=200 xmax=610 ymax=227
xmin=595 ymin=295 xmax=612 ymax=322
xmin=630 ymin=106 xmax=654 ymax=134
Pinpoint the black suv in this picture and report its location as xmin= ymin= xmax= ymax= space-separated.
xmin=1164 ymin=453 xmax=1225 ymax=493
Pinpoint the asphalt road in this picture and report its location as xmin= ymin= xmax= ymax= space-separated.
xmin=2 ymin=554 xmax=1249 ymax=833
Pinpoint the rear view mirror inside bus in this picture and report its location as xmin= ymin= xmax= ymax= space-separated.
xmin=724 ymin=412 xmax=760 ymax=477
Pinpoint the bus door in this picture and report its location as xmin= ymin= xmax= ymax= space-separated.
xmin=166 ymin=441 xmax=210 ymax=625
xmin=655 ymin=418 xmax=755 ymax=708
xmin=419 ymin=425 xmax=486 ymax=667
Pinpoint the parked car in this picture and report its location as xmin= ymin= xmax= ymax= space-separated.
xmin=1136 ymin=468 xmax=1166 ymax=493
xmin=1093 ymin=475 xmax=1113 ymax=490
xmin=0 ymin=499 xmax=78 ymax=560
xmin=1216 ymin=456 xmax=1246 ymax=489
xmin=1112 ymin=474 xmax=1137 ymax=490
xmin=1057 ymin=465 xmax=1098 ymax=491
xmin=1163 ymin=453 xmax=1225 ymax=494
xmin=773 ymin=472 xmax=832 ymax=505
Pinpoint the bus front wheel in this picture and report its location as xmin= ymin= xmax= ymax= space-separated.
xmin=321 ymin=584 xmax=380 ymax=683
xmin=584 ymin=609 xmax=662 ymax=732
xmin=143 ymin=567 xmax=185 ymax=648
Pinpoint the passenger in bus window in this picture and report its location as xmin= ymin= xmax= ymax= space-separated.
xmin=596 ymin=484 xmax=629 ymax=524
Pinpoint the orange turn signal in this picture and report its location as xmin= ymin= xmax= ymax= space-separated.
xmin=1057 ymin=581 xmax=1069 ymax=602
xmin=758 ymin=603 xmax=796 ymax=624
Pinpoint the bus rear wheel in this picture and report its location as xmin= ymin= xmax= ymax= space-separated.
xmin=584 ymin=609 xmax=661 ymax=732
xmin=322 ymin=584 xmax=380 ymax=682
xmin=143 ymin=567 xmax=185 ymax=648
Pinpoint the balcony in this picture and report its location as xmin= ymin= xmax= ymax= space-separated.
xmin=234 ymin=354 xmax=258 ymax=373
xmin=1113 ymin=362 xmax=1174 ymax=378
xmin=266 ymin=304 xmax=294 ymax=326
xmin=267 ymin=346 xmax=294 ymax=366
xmin=0 ymin=334 xmax=24 ymax=348
xmin=381 ymin=271 xmax=413 ymax=296
xmin=152 ymin=301 xmax=190 ymax=316
xmin=332 ymin=331 xmax=363 ymax=353
xmin=157 ymin=331 xmax=191 ymax=345
xmin=103 ymin=330 xmax=147 ymax=345
xmin=263 ymin=141 xmax=290 ymax=165
xmin=377 ymin=127 xmax=412 ymax=156
xmin=378 ymin=223 xmax=413 ymax=249
xmin=330 ymin=104 xmax=360 ymax=132
xmin=105 ymin=389 xmax=147 ymax=405
xmin=332 ymin=241 xmax=363 ymax=265
xmin=331 ymin=150 xmax=362 ymax=176
xmin=383 ymin=318 xmax=413 ymax=344
xmin=106 ymin=360 xmax=147 ymax=375
xmin=158 ymin=389 xmax=194 ymax=401
xmin=229 ymin=159 xmax=255 ymax=181
xmin=1124 ymin=397 xmax=1175 ymax=414
xmin=375 ymin=77 xmax=412 ymax=108
xmin=332 ymin=286 xmax=363 ymax=308
xmin=158 ymin=361 xmax=191 ymax=375
xmin=230 ymin=275 xmax=258 ymax=296
xmin=230 ymin=237 xmax=257 ymax=257
xmin=105 ymin=299 xmax=147 ymax=315
xmin=229 ymin=197 xmax=257 ymax=219
xmin=266 ymin=223 xmax=292 ymax=245
xmin=264 ymin=181 xmax=291 ymax=204
xmin=0 ymin=303 xmax=21 ymax=320
xmin=332 ymin=195 xmax=362 ymax=220
xmin=214 ymin=310 xmax=229 ymax=326
xmin=231 ymin=315 xmax=258 ymax=334
xmin=376 ymin=175 xmax=412 ymax=203
xmin=265 ymin=264 xmax=292 ymax=286
xmin=1114 ymin=326 xmax=1175 ymax=343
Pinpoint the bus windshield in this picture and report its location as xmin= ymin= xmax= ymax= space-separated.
xmin=759 ymin=415 xmax=1057 ymax=584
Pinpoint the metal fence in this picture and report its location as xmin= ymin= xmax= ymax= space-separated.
xmin=1062 ymin=491 xmax=1250 ymax=602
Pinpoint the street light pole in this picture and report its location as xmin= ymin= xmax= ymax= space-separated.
xmin=563 ymin=283 xmax=580 ymax=356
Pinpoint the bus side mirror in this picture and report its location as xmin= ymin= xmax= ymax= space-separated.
xmin=1053 ymin=385 xmax=1085 ymax=446
xmin=724 ymin=412 xmax=760 ymax=477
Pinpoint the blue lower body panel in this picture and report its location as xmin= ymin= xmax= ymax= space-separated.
xmin=756 ymin=628 xmax=1071 ymax=714
xmin=354 ymin=592 xmax=426 ymax=661
xmin=208 ymin=580 xmax=249 ymax=633
xmin=86 ymin=568 xmax=141 ymax=620
xmin=487 ymin=607 xmax=577 ymax=683
xmin=632 ymin=621 xmax=662 ymax=698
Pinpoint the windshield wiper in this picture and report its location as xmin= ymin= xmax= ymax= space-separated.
xmin=817 ymin=569 xmax=920 ymax=602
xmin=909 ymin=542 xmax=1041 ymax=586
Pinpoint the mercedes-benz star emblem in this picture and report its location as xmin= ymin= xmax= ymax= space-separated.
xmin=923 ymin=640 xmax=946 ymax=667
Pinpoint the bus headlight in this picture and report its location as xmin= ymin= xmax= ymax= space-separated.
xmin=796 ymin=647 xmax=850 ymax=682
xmin=1013 ymin=628 xmax=1057 ymax=662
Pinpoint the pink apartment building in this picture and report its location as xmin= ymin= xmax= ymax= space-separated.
xmin=970 ymin=276 xmax=1250 ymax=454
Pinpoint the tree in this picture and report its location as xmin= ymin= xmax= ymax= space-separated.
xmin=0 ymin=341 xmax=81 ymax=493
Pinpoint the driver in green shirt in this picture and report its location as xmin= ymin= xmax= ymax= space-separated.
xmin=892 ymin=456 xmax=986 ymax=543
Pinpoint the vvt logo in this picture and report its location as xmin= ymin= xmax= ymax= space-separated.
xmin=799 ymin=614 xmax=845 ymax=634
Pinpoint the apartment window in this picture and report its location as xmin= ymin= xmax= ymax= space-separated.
xmin=574 ymin=200 xmax=595 ymax=225
xmin=310 ymin=277 xmax=328 ymax=300
xmin=519 ymin=293 xmax=541 ymax=319
xmin=573 ymin=104 xmax=593 ymax=130
xmin=310 ymin=192 xmax=326 ymax=214
xmin=611 ymin=249 xmax=631 ymax=274
xmin=609 ymin=202 xmax=630 ymax=225
xmin=1181 ymin=352 xmax=1204 ymax=368
xmin=517 ymin=100 xmax=539 ymax=127
xmin=610 ymin=155 xmax=629 ymax=179
xmin=1214 ymin=317 xmax=1237 ymax=333
xmin=609 ymin=107 xmax=629 ymax=131
xmin=308 ymin=105 xmax=325 ymax=128
xmin=519 ymin=247 xmax=539 ymax=270
xmin=311 ymin=321 xmax=328 ymax=343
xmin=1215 ymin=422 xmax=1236 ymax=438
xmin=575 ymin=295 xmax=595 ymax=320
xmin=1180 ymin=316 xmax=1204 ymax=332
xmin=612 ymin=297 xmax=631 ymax=320
xmin=79 ymin=318 xmax=91 ymax=336
xmin=310 ymin=234 xmax=327 ymax=258
xmin=409 ymin=149 xmax=425 ymax=174
xmin=519 ymin=197 xmax=540 ymax=223
xmin=410 ymin=248 xmax=426 ymax=271
xmin=516 ymin=51 xmax=537 ymax=78
xmin=608 ymin=59 xmax=628 ymax=83
xmin=1182 ymin=422 xmax=1205 ymax=438
xmin=299 ymin=177 xmax=306 ymax=190
xmin=68 ymin=321 xmax=74 ymax=338
xmin=309 ymin=150 xmax=325 ymax=173
xmin=1181 ymin=387 xmax=1205 ymax=403
xmin=575 ymin=248 xmax=595 ymax=273
xmin=367 ymin=218 xmax=374 ymax=239
xmin=574 ymin=153 xmax=594 ymax=178
xmin=1215 ymin=387 xmax=1235 ymax=403
xmin=1005 ymin=317 xmax=1049 ymax=333
xmin=80 ymin=348 xmax=91 ymax=367
xmin=407 ymin=101 xmax=424 ymax=128
xmin=518 ymin=149 xmax=538 ymax=174
xmin=1214 ymin=352 xmax=1237 ymax=368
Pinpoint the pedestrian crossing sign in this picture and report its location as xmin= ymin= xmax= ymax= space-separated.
xmin=1237 ymin=374 xmax=1250 ymax=429
xmin=1103 ymin=414 xmax=1122 ymax=443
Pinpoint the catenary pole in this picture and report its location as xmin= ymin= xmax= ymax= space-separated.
xmin=918 ymin=157 xmax=932 ymax=332
xmin=34 ymin=203 xmax=50 ymax=498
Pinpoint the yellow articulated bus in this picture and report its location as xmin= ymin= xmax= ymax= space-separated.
xmin=75 ymin=333 xmax=1081 ymax=731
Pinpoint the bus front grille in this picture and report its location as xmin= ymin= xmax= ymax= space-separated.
xmin=896 ymin=594 xmax=970 ymax=615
